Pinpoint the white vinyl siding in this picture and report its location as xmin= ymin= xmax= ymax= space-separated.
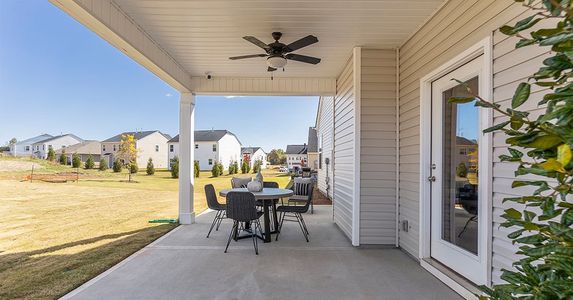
xmin=333 ymin=55 xmax=355 ymax=240
xmin=360 ymin=49 xmax=397 ymax=245
xmin=398 ymin=0 xmax=535 ymax=283
xmin=491 ymin=16 xmax=556 ymax=283
xmin=317 ymin=96 xmax=334 ymax=199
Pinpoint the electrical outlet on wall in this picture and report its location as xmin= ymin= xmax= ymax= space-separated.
xmin=401 ymin=220 xmax=409 ymax=232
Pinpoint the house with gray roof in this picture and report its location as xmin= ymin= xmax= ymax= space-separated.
xmin=31 ymin=134 xmax=83 ymax=159
xmin=307 ymin=127 xmax=319 ymax=170
xmin=168 ymin=130 xmax=242 ymax=171
xmin=285 ymin=144 xmax=308 ymax=169
xmin=101 ymin=130 xmax=172 ymax=169
xmin=56 ymin=140 xmax=101 ymax=165
xmin=241 ymin=147 xmax=268 ymax=169
xmin=9 ymin=134 xmax=53 ymax=157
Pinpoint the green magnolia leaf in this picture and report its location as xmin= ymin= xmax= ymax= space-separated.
xmin=504 ymin=208 xmax=522 ymax=220
xmin=448 ymin=96 xmax=475 ymax=104
xmin=539 ymin=158 xmax=566 ymax=173
xmin=512 ymin=82 xmax=531 ymax=109
xmin=528 ymin=135 xmax=563 ymax=150
xmin=540 ymin=32 xmax=573 ymax=46
xmin=484 ymin=120 xmax=511 ymax=133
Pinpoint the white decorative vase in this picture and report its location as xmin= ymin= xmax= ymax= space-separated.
xmin=247 ymin=180 xmax=262 ymax=192
xmin=256 ymin=170 xmax=263 ymax=186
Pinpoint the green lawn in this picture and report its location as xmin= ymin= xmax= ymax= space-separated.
xmin=0 ymin=156 xmax=290 ymax=299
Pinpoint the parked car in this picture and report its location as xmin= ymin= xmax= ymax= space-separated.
xmin=279 ymin=166 xmax=289 ymax=173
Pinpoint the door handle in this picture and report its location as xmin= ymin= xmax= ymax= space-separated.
xmin=428 ymin=176 xmax=436 ymax=182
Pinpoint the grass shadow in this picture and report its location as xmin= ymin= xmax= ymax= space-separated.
xmin=0 ymin=224 xmax=177 ymax=299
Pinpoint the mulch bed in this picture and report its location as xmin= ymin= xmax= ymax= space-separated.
xmin=313 ymin=188 xmax=332 ymax=205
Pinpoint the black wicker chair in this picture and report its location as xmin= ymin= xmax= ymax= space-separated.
xmin=275 ymin=182 xmax=313 ymax=242
xmin=224 ymin=192 xmax=264 ymax=255
xmin=288 ymin=178 xmax=315 ymax=214
xmin=205 ymin=184 xmax=226 ymax=238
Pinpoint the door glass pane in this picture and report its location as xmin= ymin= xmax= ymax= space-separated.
xmin=441 ymin=76 xmax=479 ymax=255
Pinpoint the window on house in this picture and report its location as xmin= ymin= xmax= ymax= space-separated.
xmin=62 ymin=145 xmax=65 ymax=148
xmin=195 ymin=144 xmax=198 ymax=149
xmin=459 ymin=148 xmax=467 ymax=155
xmin=170 ymin=145 xmax=174 ymax=152
xmin=48 ymin=145 xmax=53 ymax=150
xmin=102 ymin=145 xmax=106 ymax=151
xmin=25 ymin=146 xmax=30 ymax=151
xmin=155 ymin=145 xmax=159 ymax=152
xmin=212 ymin=144 xmax=217 ymax=152
xmin=208 ymin=159 xmax=213 ymax=165
xmin=113 ymin=145 xmax=116 ymax=151
xmin=42 ymin=145 xmax=45 ymax=150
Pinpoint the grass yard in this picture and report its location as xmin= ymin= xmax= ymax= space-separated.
xmin=0 ymin=156 xmax=290 ymax=299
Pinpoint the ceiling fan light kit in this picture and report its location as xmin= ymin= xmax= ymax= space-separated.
xmin=229 ymin=31 xmax=321 ymax=79
xmin=267 ymin=56 xmax=287 ymax=68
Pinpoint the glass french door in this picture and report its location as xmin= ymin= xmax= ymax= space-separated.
xmin=430 ymin=56 xmax=487 ymax=284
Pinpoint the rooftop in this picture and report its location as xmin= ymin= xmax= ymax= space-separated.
xmin=241 ymin=147 xmax=263 ymax=154
xmin=169 ymin=130 xmax=240 ymax=144
xmin=286 ymin=144 xmax=307 ymax=155
xmin=307 ymin=127 xmax=318 ymax=152
xmin=34 ymin=134 xmax=83 ymax=144
xmin=55 ymin=140 xmax=101 ymax=155
xmin=103 ymin=131 xmax=171 ymax=143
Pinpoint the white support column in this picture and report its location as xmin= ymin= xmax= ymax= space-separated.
xmin=179 ymin=93 xmax=196 ymax=224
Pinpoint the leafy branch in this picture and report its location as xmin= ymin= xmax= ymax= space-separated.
xmin=449 ymin=1 xmax=573 ymax=299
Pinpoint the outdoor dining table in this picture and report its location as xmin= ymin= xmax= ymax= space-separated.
xmin=219 ymin=187 xmax=293 ymax=243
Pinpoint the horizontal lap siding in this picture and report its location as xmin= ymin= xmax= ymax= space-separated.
xmin=317 ymin=96 xmax=334 ymax=199
xmin=491 ymin=15 xmax=556 ymax=283
xmin=398 ymin=0 xmax=528 ymax=263
xmin=360 ymin=49 xmax=397 ymax=245
xmin=334 ymin=57 xmax=355 ymax=240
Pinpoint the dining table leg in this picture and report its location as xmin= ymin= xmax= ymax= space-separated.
xmin=272 ymin=199 xmax=279 ymax=232
xmin=262 ymin=200 xmax=271 ymax=243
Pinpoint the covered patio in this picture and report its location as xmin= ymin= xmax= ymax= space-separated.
xmin=62 ymin=206 xmax=461 ymax=299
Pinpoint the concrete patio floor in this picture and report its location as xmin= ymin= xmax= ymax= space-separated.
xmin=64 ymin=206 xmax=462 ymax=300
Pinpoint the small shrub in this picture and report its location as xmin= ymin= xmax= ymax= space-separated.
xmin=129 ymin=162 xmax=138 ymax=174
xmin=170 ymin=157 xmax=179 ymax=178
xmin=99 ymin=158 xmax=108 ymax=171
xmin=85 ymin=154 xmax=95 ymax=169
xmin=252 ymin=159 xmax=262 ymax=174
xmin=211 ymin=162 xmax=221 ymax=177
xmin=72 ymin=153 xmax=81 ymax=168
xmin=47 ymin=148 xmax=55 ymax=161
xmin=241 ymin=160 xmax=250 ymax=174
xmin=59 ymin=150 xmax=68 ymax=165
xmin=233 ymin=161 xmax=239 ymax=174
xmin=194 ymin=160 xmax=200 ymax=178
xmin=146 ymin=158 xmax=155 ymax=175
xmin=112 ymin=159 xmax=122 ymax=173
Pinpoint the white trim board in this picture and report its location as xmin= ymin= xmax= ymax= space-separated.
xmin=352 ymin=47 xmax=362 ymax=246
xmin=418 ymin=36 xmax=493 ymax=287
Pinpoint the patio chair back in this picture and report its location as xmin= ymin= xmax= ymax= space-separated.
xmin=231 ymin=177 xmax=251 ymax=188
xmin=263 ymin=181 xmax=279 ymax=188
xmin=204 ymin=184 xmax=225 ymax=210
xmin=226 ymin=192 xmax=258 ymax=222
xmin=293 ymin=178 xmax=313 ymax=197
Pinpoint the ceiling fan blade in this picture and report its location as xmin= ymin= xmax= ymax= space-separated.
xmin=284 ymin=35 xmax=318 ymax=52
xmin=243 ymin=36 xmax=270 ymax=50
xmin=229 ymin=54 xmax=268 ymax=60
xmin=285 ymin=54 xmax=321 ymax=64
xmin=267 ymin=67 xmax=277 ymax=72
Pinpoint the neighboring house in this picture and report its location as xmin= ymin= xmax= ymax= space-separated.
xmin=9 ymin=134 xmax=53 ymax=157
xmin=55 ymin=141 xmax=101 ymax=165
xmin=32 ymin=134 xmax=83 ymax=159
xmin=307 ymin=127 xmax=319 ymax=171
xmin=285 ymin=144 xmax=307 ymax=170
xmin=241 ymin=147 xmax=267 ymax=169
xmin=168 ymin=130 xmax=241 ymax=171
xmin=315 ymin=97 xmax=334 ymax=199
xmin=101 ymin=131 xmax=171 ymax=169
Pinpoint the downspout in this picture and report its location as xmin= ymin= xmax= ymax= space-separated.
xmin=395 ymin=47 xmax=400 ymax=248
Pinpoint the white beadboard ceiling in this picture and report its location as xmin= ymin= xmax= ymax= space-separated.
xmin=113 ymin=0 xmax=445 ymax=78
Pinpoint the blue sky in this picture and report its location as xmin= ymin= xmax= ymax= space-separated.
xmin=0 ymin=1 xmax=318 ymax=151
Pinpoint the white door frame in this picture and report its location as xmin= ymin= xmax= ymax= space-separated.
xmin=418 ymin=36 xmax=493 ymax=287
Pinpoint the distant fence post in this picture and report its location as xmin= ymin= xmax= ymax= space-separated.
xmin=30 ymin=165 xmax=34 ymax=183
